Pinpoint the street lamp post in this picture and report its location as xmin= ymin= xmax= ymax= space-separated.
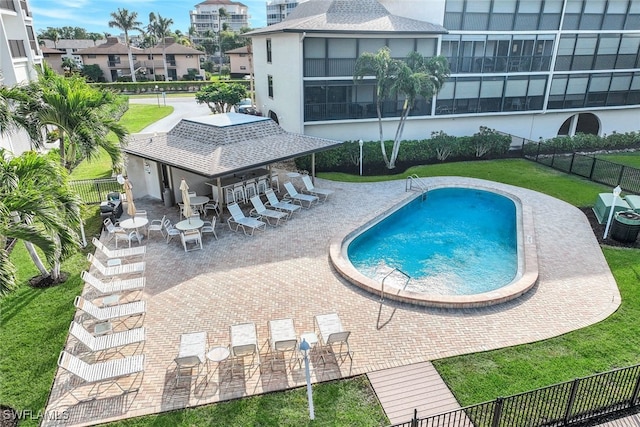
xmin=359 ymin=139 xmax=364 ymax=176
xmin=603 ymin=185 xmax=622 ymax=239
xmin=299 ymin=338 xmax=315 ymax=420
xmin=155 ymin=85 xmax=160 ymax=107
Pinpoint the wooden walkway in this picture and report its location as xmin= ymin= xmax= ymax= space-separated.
xmin=367 ymin=362 xmax=462 ymax=425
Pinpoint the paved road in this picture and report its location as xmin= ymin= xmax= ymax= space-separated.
xmin=130 ymin=96 xmax=211 ymax=133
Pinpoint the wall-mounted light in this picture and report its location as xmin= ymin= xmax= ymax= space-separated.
xmin=144 ymin=161 xmax=151 ymax=174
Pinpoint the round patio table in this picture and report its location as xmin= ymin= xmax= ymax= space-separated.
xmin=175 ymin=218 xmax=204 ymax=231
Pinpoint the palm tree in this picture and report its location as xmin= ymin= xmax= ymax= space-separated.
xmin=387 ymin=53 xmax=449 ymax=168
xmin=217 ymin=7 xmax=229 ymax=76
xmin=88 ymin=32 xmax=103 ymax=46
xmin=108 ymin=8 xmax=142 ymax=82
xmin=0 ymin=149 xmax=82 ymax=292
xmin=151 ymin=14 xmax=174 ymax=81
xmin=353 ymin=47 xmax=402 ymax=168
xmin=19 ymin=64 xmax=128 ymax=172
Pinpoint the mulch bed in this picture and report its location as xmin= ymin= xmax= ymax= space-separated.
xmin=580 ymin=207 xmax=640 ymax=249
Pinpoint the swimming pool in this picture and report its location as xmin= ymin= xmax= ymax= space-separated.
xmin=329 ymin=183 xmax=539 ymax=308
xmin=347 ymin=188 xmax=517 ymax=295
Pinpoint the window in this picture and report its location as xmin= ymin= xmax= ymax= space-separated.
xmin=88 ymin=54 xmax=96 ymax=58
xmin=8 ymin=40 xmax=27 ymax=58
xmin=240 ymin=65 xmax=246 ymax=70
xmin=266 ymin=39 xmax=272 ymax=63
xmin=268 ymin=75 xmax=273 ymax=97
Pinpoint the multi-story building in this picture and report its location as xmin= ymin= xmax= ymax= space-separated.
xmin=78 ymin=37 xmax=205 ymax=82
xmin=190 ymin=0 xmax=249 ymax=45
xmin=247 ymin=0 xmax=640 ymax=143
xmin=42 ymin=39 xmax=106 ymax=67
xmin=0 ymin=0 xmax=42 ymax=154
xmin=225 ymin=45 xmax=251 ymax=77
xmin=266 ymin=0 xmax=299 ymax=26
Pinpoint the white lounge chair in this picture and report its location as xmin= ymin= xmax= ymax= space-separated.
xmin=314 ymin=313 xmax=353 ymax=363
xmin=249 ymin=195 xmax=287 ymax=226
xmin=227 ymin=203 xmax=267 ymax=236
xmin=57 ymin=351 xmax=144 ymax=402
xmin=284 ymin=182 xmax=319 ymax=208
xmin=87 ymin=253 xmax=145 ymax=277
xmin=68 ymin=321 xmax=145 ymax=357
xmin=74 ymin=296 xmax=146 ymax=324
xmin=174 ymin=331 xmax=207 ymax=387
xmin=92 ymin=237 xmax=146 ymax=259
xmin=301 ymin=175 xmax=334 ymax=202
xmin=81 ymin=270 xmax=145 ymax=297
xmin=264 ymin=189 xmax=301 ymax=217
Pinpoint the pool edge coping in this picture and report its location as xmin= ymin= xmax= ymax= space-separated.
xmin=329 ymin=181 xmax=539 ymax=308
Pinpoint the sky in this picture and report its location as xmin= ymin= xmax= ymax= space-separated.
xmin=29 ymin=0 xmax=268 ymax=35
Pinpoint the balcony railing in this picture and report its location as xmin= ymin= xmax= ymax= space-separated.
xmin=304 ymin=58 xmax=357 ymax=77
xmin=0 ymin=0 xmax=16 ymax=11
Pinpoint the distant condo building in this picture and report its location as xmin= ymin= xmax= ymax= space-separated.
xmin=0 ymin=0 xmax=42 ymax=155
xmin=190 ymin=0 xmax=249 ymax=45
xmin=267 ymin=0 xmax=299 ymax=25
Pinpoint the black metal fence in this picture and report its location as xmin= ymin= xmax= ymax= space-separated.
xmin=390 ymin=363 xmax=640 ymax=427
xmin=527 ymin=149 xmax=640 ymax=194
xmin=70 ymin=178 xmax=120 ymax=205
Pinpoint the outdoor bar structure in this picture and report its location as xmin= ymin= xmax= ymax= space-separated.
xmin=122 ymin=113 xmax=342 ymax=212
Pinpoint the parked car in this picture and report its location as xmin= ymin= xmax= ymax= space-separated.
xmin=235 ymin=98 xmax=261 ymax=115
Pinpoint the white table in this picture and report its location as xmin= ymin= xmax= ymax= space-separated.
xmin=175 ymin=218 xmax=204 ymax=231
xmin=119 ymin=217 xmax=148 ymax=241
xmin=286 ymin=172 xmax=301 ymax=178
xmin=189 ymin=196 xmax=209 ymax=213
xmin=207 ymin=346 xmax=231 ymax=379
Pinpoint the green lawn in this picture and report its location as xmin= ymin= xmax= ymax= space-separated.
xmin=596 ymin=152 xmax=640 ymax=169
xmin=3 ymin=139 xmax=640 ymax=426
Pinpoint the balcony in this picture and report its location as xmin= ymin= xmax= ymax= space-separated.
xmin=304 ymin=58 xmax=357 ymax=77
xmin=304 ymin=100 xmax=432 ymax=122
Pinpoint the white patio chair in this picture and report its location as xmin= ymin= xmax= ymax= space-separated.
xmin=74 ymin=296 xmax=146 ymax=325
xmin=233 ymin=183 xmax=247 ymax=204
xmin=147 ymin=215 xmax=166 ymax=239
xmin=103 ymin=218 xmax=124 ymax=242
xmin=314 ymin=313 xmax=353 ymax=363
xmin=244 ymin=180 xmax=258 ymax=200
xmin=301 ymin=175 xmax=334 ymax=202
xmin=201 ymin=218 xmax=218 ymax=240
xmin=180 ymin=230 xmax=203 ymax=252
xmin=257 ymin=178 xmax=268 ymax=195
xmin=249 ymin=195 xmax=287 ymax=226
xmin=270 ymin=172 xmax=280 ymax=193
xmin=57 ymin=351 xmax=144 ymax=402
xmin=204 ymin=202 xmax=220 ymax=218
xmin=163 ymin=219 xmax=182 ymax=243
xmin=115 ymin=230 xmax=142 ymax=248
xmin=68 ymin=321 xmax=145 ymax=358
xmin=92 ymin=237 xmax=146 ymax=259
xmin=227 ymin=203 xmax=267 ymax=236
xmin=87 ymin=254 xmax=145 ymax=277
xmin=174 ymin=331 xmax=207 ymax=387
xmin=230 ymin=323 xmax=260 ymax=378
xmin=284 ymin=181 xmax=319 ymax=208
xmin=264 ymin=189 xmax=301 ymax=218
xmin=81 ymin=270 xmax=145 ymax=297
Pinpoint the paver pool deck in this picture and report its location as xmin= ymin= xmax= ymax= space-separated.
xmin=44 ymin=176 xmax=621 ymax=426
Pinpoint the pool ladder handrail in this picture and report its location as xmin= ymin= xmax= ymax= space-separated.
xmin=405 ymin=174 xmax=428 ymax=201
xmin=381 ymin=268 xmax=411 ymax=302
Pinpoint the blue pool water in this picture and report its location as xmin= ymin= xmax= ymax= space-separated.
xmin=347 ymin=188 xmax=518 ymax=295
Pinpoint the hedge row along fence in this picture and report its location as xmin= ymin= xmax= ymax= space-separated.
xmin=92 ymin=80 xmax=251 ymax=94
xmin=523 ymin=131 xmax=640 ymax=156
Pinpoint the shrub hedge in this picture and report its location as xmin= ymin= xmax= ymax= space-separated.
xmin=523 ymin=131 xmax=640 ymax=156
xmin=295 ymin=126 xmax=512 ymax=174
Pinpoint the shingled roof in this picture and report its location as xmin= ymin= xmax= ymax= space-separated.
xmin=123 ymin=113 xmax=342 ymax=178
xmin=246 ymin=0 xmax=447 ymax=35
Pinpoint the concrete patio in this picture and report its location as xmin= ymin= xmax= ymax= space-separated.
xmin=43 ymin=175 xmax=621 ymax=426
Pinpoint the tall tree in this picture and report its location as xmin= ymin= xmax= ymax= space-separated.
xmin=195 ymin=82 xmax=246 ymax=113
xmin=387 ymin=53 xmax=449 ymax=168
xmin=151 ymin=14 xmax=174 ymax=81
xmin=353 ymin=47 xmax=402 ymax=168
xmin=39 ymin=27 xmax=59 ymax=48
xmin=88 ymin=32 xmax=103 ymax=46
xmin=108 ymin=8 xmax=142 ymax=82
xmin=19 ymin=64 xmax=128 ymax=172
xmin=217 ymin=8 xmax=229 ymax=75
xmin=0 ymin=149 xmax=82 ymax=292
